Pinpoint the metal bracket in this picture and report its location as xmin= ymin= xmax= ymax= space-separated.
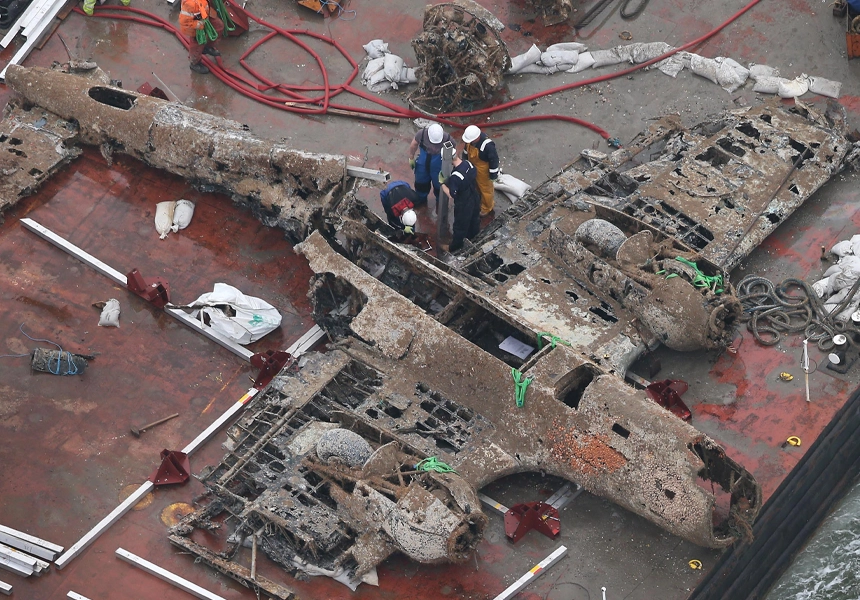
xmin=250 ymin=350 xmax=293 ymax=390
xmin=126 ymin=269 xmax=170 ymax=308
xmin=148 ymin=450 xmax=191 ymax=486
xmin=504 ymin=501 xmax=561 ymax=543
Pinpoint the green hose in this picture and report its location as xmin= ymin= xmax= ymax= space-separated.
xmin=195 ymin=18 xmax=218 ymax=44
xmin=212 ymin=0 xmax=235 ymax=32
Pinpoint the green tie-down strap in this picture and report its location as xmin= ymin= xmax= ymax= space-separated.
xmin=659 ymin=256 xmax=725 ymax=294
xmin=195 ymin=18 xmax=219 ymax=45
xmin=537 ymin=332 xmax=571 ymax=350
xmin=212 ymin=0 xmax=235 ymax=32
xmin=511 ymin=368 xmax=533 ymax=408
xmin=415 ymin=456 xmax=456 ymax=473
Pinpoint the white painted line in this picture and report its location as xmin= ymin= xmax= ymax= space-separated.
xmin=0 ymin=580 xmax=11 ymax=595
xmin=116 ymin=548 xmax=227 ymax=600
xmin=54 ymin=481 xmax=155 ymax=569
xmin=492 ymin=546 xmax=568 ymax=600
xmin=478 ymin=493 xmax=509 ymax=515
xmin=182 ymin=388 xmax=257 ymax=455
xmin=0 ymin=524 xmax=63 ymax=554
xmin=0 ymin=554 xmax=33 ymax=577
xmin=0 ymin=531 xmax=56 ymax=561
xmin=68 ymin=592 xmax=93 ymax=600
xmin=0 ymin=543 xmax=49 ymax=570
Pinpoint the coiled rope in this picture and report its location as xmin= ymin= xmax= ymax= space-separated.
xmin=737 ymin=275 xmax=860 ymax=351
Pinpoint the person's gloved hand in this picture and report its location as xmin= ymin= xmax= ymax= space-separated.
xmin=409 ymin=158 xmax=416 ymax=170
xmin=490 ymin=173 xmax=498 ymax=181
xmin=404 ymin=225 xmax=414 ymax=235
xmin=438 ymin=172 xmax=446 ymax=184
xmin=193 ymin=11 xmax=202 ymax=18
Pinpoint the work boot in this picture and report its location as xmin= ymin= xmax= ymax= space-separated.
xmin=202 ymin=46 xmax=221 ymax=57
xmin=190 ymin=62 xmax=210 ymax=74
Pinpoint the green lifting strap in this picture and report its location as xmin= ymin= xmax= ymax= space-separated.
xmin=195 ymin=17 xmax=219 ymax=45
xmin=511 ymin=368 xmax=533 ymax=408
xmin=658 ymin=256 xmax=725 ymax=294
xmin=212 ymin=0 xmax=236 ymax=32
xmin=537 ymin=332 xmax=571 ymax=350
xmin=415 ymin=457 xmax=456 ymax=473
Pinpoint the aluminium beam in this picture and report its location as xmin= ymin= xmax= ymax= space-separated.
xmin=478 ymin=493 xmax=510 ymax=515
xmin=546 ymin=482 xmax=583 ymax=510
xmin=492 ymin=546 xmax=568 ymax=600
xmin=0 ymin=554 xmax=33 ymax=577
xmin=116 ymin=548 xmax=227 ymax=600
xmin=0 ymin=543 xmax=49 ymax=570
xmin=345 ymin=165 xmax=390 ymax=183
xmin=68 ymin=592 xmax=93 ymax=600
xmin=0 ymin=580 xmax=10 ymax=596
xmin=20 ymin=218 xmax=253 ymax=361
xmin=0 ymin=531 xmax=57 ymax=561
xmin=0 ymin=524 xmax=63 ymax=554
xmin=0 ymin=0 xmax=67 ymax=81
xmin=0 ymin=0 xmax=49 ymax=47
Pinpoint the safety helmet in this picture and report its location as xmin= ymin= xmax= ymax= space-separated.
xmin=462 ymin=125 xmax=481 ymax=144
xmin=401 ymin=209 xmax=417 ymax=227
xmin=427 ymin=123 xmax=444 ymax=144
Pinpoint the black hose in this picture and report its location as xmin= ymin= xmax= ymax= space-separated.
xmin=574 ymin=0 xmax=618 ymax=29
xmin=620 ymin=0 xmax=650 ymax=19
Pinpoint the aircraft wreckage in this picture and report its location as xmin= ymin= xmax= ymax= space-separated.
xmin=1 ymin=64 xmax=853 ymax=596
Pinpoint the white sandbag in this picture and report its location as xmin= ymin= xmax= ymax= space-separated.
xmin=850 ymin=234 xmax=860 ymax=257
xmin=399 ymin=67 xmax=417 ymax=83
xmin=752 ymin=76 xmax=787 ymax=94
xmin=368 ymin=69 xmax=388 ymax=86
xmin=188 ymin=283 xmax=282 ymax=345
xmin=171 ymin=199 xmax=195 ymax=233
xmin=629 ymin=42 xmax=673 ymax=64
xmin=547 ymin=42 xmax=587 ymax=53
xmin=749 ymin=64 xmax=779 ymax=80
xmin=809 ymin=76 xmax=842 ymax=99
xmin=655 ymin=52 xmax=689 ymax=77
xmin=494 ymin=172 xmax=531 ymax=201
xmin=778 ymin=75 xmax=810 ymax=98
xmin=832 ymin=255 xmax=860 ymax=291
xmin=155 ymin=201 xmax=176 ymax=240
xmin=824 ymin=264 xmax=842 ymax=278
xmin=689 ymin=55 xmax=749 ymax=92
xmin=517 ymin=63 xmax=564 ymax=75
xmin=590 ymin=47 xmax=628 ymax=68
xmin=367 ymin=80 xmax=394 ymax=93
xmin=568 ymin=52 xmax=595 ymax=72
xmin=98 ymin=298 xmax=120 ymax=327
xmin=362 ymin=57 xmax=385 ymax=83
xmin=540 ymin=50 xmax=579 ymax=67
xmin=508 ymin=44 xmax=542 ymax=74
xmin=383 ymin=54 xmax=405 ymax=82
xmin=832 ymin=239 xmax=855 ymax=257
xmin=363 ymin=39 xmax=389 ymax=59
xmin=812 ymin=276 xmax=835 ymax=298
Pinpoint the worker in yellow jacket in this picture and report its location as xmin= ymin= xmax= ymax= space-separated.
xmin=82 ymin=0 xmax=129 ymax=17
xmin=179 ymin=0 xmax=224 ymax=74
xmin=461 ymin=125 xmax=500 ymax=216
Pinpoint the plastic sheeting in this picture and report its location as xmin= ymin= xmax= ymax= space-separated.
xmin=186 ymin=283 xmax=282 ymax=345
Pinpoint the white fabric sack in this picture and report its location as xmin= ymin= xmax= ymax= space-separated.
xmin=569 ymin=52 xmax=595 ymax=72
xmin=188 ymin=283 xmax=282 ymax=345
xmin=590 ymin=47 xmax=628 ymax=68
xmin=363 ymin=39 xmax=390 ymax=59
xmin=778 ymin=75 xmax=810 ymax=98
xmin=809 ymin=76 xmax=842 ymax=99
xmin=832 ymin=255 xmax=860 ymax=291
xmin=171 ymin=199 xmax=195 ymax=233
xmin=540 ymin=50 xmax=580 ymax=67
xmin=508 ymin=44 xmax=542 ymax=74
xmin=155 ymin=201 xmax=176 ymax=240
xmin=362 ymin=57 xmax=385 ymax=83
xmin=517 ymin=63 xmax=564 ymax=74
xmin=850 ymin=234 xmax=860 ymax=257
xmin=689 ymin=55 xmax=749 ymax=92
xmin=824 ymin=264 xmax=843 ymax=278
xmin=547 ymin=42 xmax=587 ymax=53
xmin=752 ymin=76 xmax=787 ymax=94
xmin=368 ymin=80 xmax=394 ymax=93
xmin=655 ymin=52 xmax=689 ymax=78
xmin=749 ymin=64 xmax=779 ymax=80
xmin=382 ymin=54 xmax=405 ymax=82
xmin=812 ymin=276 xmax=835 ymax=298
xmin=98 ymin=299 xmax=121 ymax=327
xmin=831 ymin=240 xmax=854 ymax=257
xmin=629 ymin=42 xmax=673 ymax=64
xmin=494 ymin=172 xmax=531 ymax=202
xmin=399 ymin=67 xmax=417 ymax=84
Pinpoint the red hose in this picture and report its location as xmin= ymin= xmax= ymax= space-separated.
xmin=74 ymin=0 xmax=761 ymax=140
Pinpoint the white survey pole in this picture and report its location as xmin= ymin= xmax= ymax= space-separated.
xmin=802 ymin=339 xmax=810 ymax=403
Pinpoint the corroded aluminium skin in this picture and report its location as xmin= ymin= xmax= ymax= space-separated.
xmin=296 ymin=230 xmax=761 ymax=548
xmin=5 ymin=65 xmax=346 ymax=240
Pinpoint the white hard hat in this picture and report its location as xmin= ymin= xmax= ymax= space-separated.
xmin=427 ymin=123 xmax=444 ymax=144
xmin=401 ymin=209 xmax=417 ymax=227
xmin=462 ymin=125 xmax=481 ymax=144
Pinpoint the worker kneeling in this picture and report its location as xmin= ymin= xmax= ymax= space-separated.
xmin=179 ymin=0 xmax=224 ymax=74
xmin=380 ymin=180 xmax=420 ymax=235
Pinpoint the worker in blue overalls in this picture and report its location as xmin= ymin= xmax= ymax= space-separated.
xmin=407 ymin=123 xmax=454 ymax=208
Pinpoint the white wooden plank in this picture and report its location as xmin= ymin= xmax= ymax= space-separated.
xmin=0 ymin=580 xmax=11 ymax=595
xmin=492 ymin=546 xmax=568 ymax=600
xmin=0 ymin=524 xmax=63 ymax=554
xmin=115 ymin=548 xmax=227 ymax=600
xmin=54 ymin=482 xmax=155 ymax=569
xmin=0 ymin=530 xmax=57 ymax=561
